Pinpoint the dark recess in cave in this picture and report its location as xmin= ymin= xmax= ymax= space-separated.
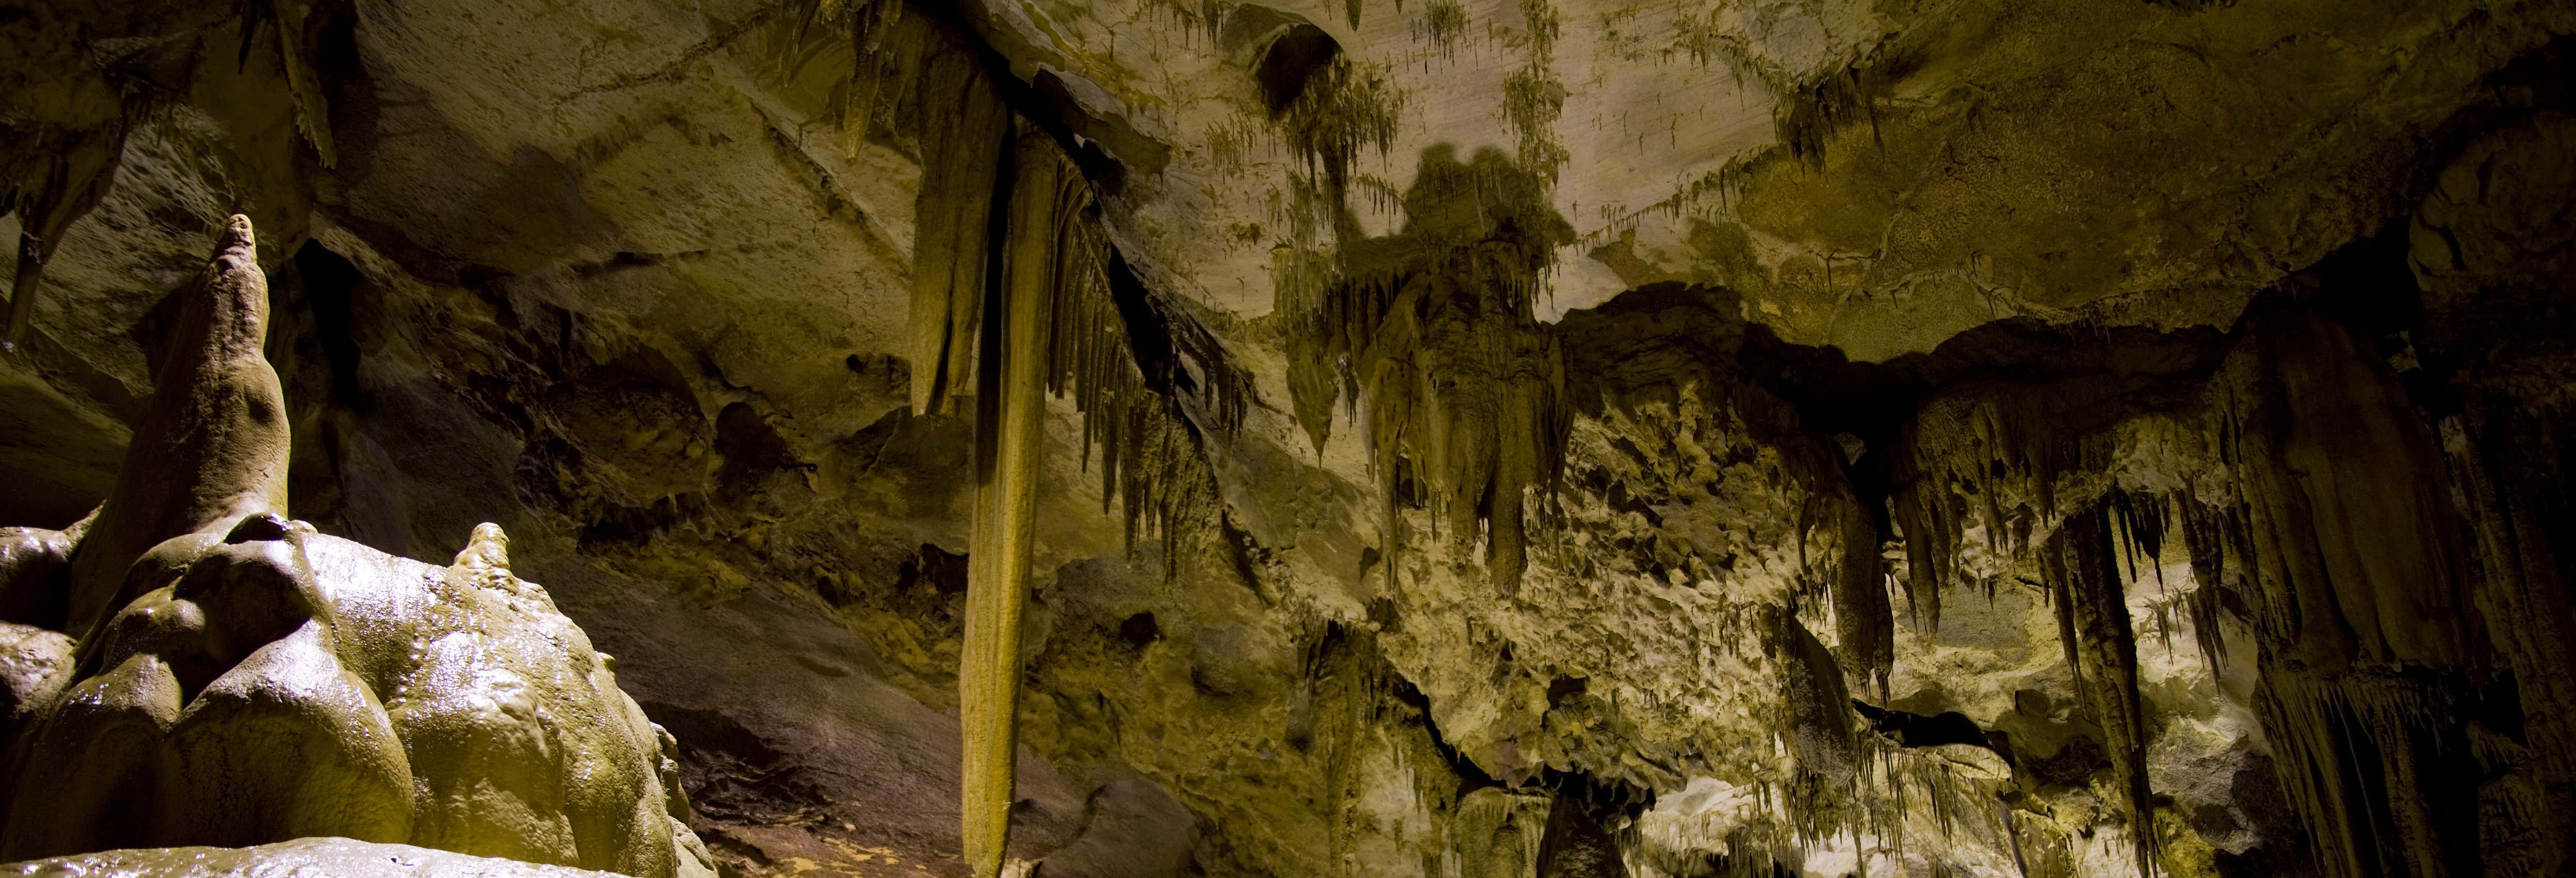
xmin=291 ymin=239 xmax=369 ymax=409
xmin=1254 ymin=23 xmax=1340 ymax=115
xmin=1849 ymin=700 xmax=1997 ymax=752
xmin=1120 ymin=611 xmax=1160 ymax=647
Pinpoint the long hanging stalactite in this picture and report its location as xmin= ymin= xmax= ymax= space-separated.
xmin=897 ymin=12 xmax=1248 ymax=869
xmin=953 ymin=123 xmax=1062 ymax=878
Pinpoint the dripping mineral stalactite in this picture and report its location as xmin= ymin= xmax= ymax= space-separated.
xmin=1282 ymin=145 xmax=1574 ymax=597
xmin=2216 ymin=309 xmax=2489 ymax=878
xmin=1776 ymin=608 xmax=1860 ymax=851
xmin=4 ymin=126 xmax=128 ymax=352
xmin=955 ymin=123 xmax=1061 ymax=878
xmin=2040 ymin=494 xmax=2157 ymax=878
xmin=911 ymin=64 xmax=1253 ymax=875
xmin=905 ymin=31 xmax=1012 ymax=418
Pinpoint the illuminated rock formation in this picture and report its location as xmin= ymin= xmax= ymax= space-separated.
xmin=0 ymin=220 xmax=710 ymax=877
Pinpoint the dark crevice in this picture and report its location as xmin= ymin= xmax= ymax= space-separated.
xmin=1535 ymin=785 xmax=1627 ymax=878
xmin=291 ymin=240 xmax=369 ymax=409
xmin=1851 ymin=700 xmax=2007 ymax=754
xmin=638 ymin=701 xmax=834 ymax=826
xmin=1381 ymin=662 xmax=1500 ymax=796
xmin=1545 ymin=674 xmax=1587 ymax=709
xmin=1534 ymin=767 xmax=1653 ymax=821
xmin=1103 ymin=249 xmax=1250 ymax=435
xmin=897 ymin=543 xmax=970 ymax=600
xmin=1252 ymin=22 xmax=1340 ymax=115
xmin=713 ymin=402 xmax=801 ymax=503
xmin=1118 ymin=611 xmax=1160 ymax=648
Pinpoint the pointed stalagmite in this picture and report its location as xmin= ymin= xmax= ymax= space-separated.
xmin=62 ymin=214 xmax=291 ymax=639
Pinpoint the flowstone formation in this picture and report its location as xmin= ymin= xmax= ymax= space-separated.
xmin=4 ymin=837 xmax=651 ymax=877
xmin=0 ymin=218 xmax=711 ymax=877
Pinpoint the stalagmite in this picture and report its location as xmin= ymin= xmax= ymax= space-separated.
xmin=61 ymin=215 xmax=291 ymax=641
xmin=0 ymin=217 xmax=708 ymax=876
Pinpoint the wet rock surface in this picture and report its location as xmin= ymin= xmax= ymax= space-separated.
xmin=0 ymin=221 xmax=709 ymax=876
xmin=4 ymin=836 xmax=635 ymax=877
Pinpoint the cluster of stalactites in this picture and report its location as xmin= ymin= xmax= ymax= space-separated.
xmin=903 ymin=57 xmax=1225 ymax=561
xmin=761 ymin=0 xmax=909 ymax=160
xmin=1351 ymin=288 xmax=1568 ymax=596
xmin=5 ymin=0 xmax=336 ymax=351
xmin=1277 ymin=167 xmax=1576 ymax=596
xmin=2174 ymin=313 xmax=2484 ymax=878
xmin=1881 ymin=310 xmax=2513 ymax=878
xmin=1887 ymin=378 xmax=2132 ymax=632
xmin=3 ymin=128 xmax=123 ymax=351
xmin=905 ymin=28 xmax=1010 ymax=419
xmin=1787 ymin=470 xmax=1894 ymax=696
xmin=897 ymin=23 xmax=1252 ymax=876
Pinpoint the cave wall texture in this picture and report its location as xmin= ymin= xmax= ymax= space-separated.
xmin=3 ymin=0 xmax=2575 ymax=876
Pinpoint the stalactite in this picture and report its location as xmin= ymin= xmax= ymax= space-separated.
xmin=903 ymin=41 xmax=1257 ymax=869
xmin=905 ymin=43 xmax=1011 ymax=417
xmin=957 ymin=124 xmax=1065 ymax=878
xmin=1502 ymin=0 xmax=1567 ymax=184
xmin=1831 ymin=485 xmax=1894 ymax=694
xmin=1534 ymin=789 xmax=1625 ymax=877
xmin=244 ymin=0 xmax=336 ymax=168
xmin=1303 ymin=622 xmax=1476 ymax=878
xmin=1277 ymin=56 xmax=1403 ymax=227
xmin=4 ymin=127 xmax=128 ymax=351
xmin=2177 ymin=493 xmax=2244 ymax=678
xmin=1779 ymin=610 xmax=1857 ymax=785
xmin=1774 ymin=608 xmax=1862 ymax=856
xmin=2452 ymin=389 xmax=2576 ymax=794
xmin=2040 ymin=495 xmax=2156 ymax=878
xmin=1891 ymin=378 xmax=2126 ymax=630
xmin=2202 ymin=310 xmax=2486 ymax=878
xmin=1870 ymin=307 xmax=2505 ymax=877
xmin=1280 ymin=147 xmax=1573 ymax=596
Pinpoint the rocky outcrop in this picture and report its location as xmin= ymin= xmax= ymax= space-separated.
xmin=6 ymin=836 xmax=643 ymax=877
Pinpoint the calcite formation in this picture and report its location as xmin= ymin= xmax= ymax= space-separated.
xmin=6 ymin=836 xmax=646 ymax=877
xmin=0 ymin=220 xmax=710 ymax=877
xmin=2 ymin=1 xmax=2575 ymax=877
